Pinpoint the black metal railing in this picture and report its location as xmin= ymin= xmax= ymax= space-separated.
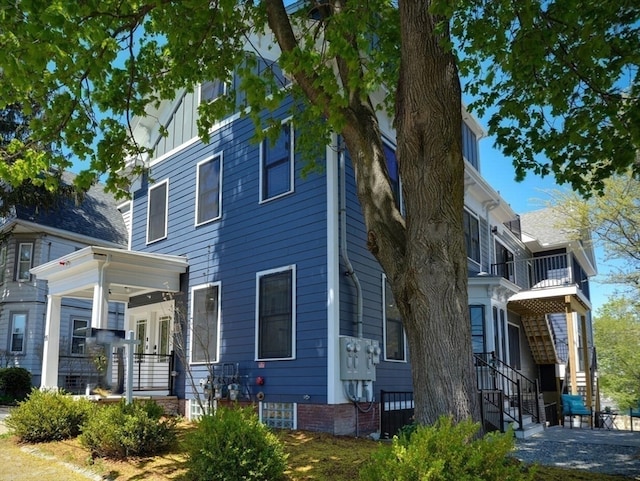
xmin=492 ymin=252 xmax=586 ymax=291
xmin=474 ymin=352 xmax=540 ymax=431
xmin=59 ymin=351 xmax=174 ymax=394
xmin=380 ymin=390 xmax=414 ymax=439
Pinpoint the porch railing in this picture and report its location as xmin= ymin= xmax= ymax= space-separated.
xmin=491 ymin=252 xmax=587 ymax=291
xmin=59 ymin=351 xmax=174 ymax=394
xmin=474 ymin=352 xmax=540 ymax=431
xmin=380 ymin=390 xmax=414 ymax=439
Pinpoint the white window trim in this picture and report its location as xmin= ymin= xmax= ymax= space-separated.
xmin=0 ymin=244 xmax=7 ymax=283
xmin=146 ymin=178 xmax=169 ymax=244
xmin=71 ymin=318 xmax=90 ymax=355
xmin=10 ymin=312 xmax=27 ymax=353
xmin=195 ymin=153 xmax=224 ymax=227
xmin=16 ymin=242 xmax=33 ymax=282
xmin=259 ymin=119 xmax=295 ymax=204
xmin=255 ymin=264 xmax=296 ymax=361
xmin=189 ymin=281 xmax=222 ymax=365
xmin=494 ymin=239 xmax=515 ymax=282
xmin=463 ymin=208 xmax=481 ymax=268
xmin=382 ymin=274 xmax=407 ymax=363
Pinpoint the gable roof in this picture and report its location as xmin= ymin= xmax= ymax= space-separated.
xmin=519 ymin=206 xmax=577 ymax=247
xmin=9 ymin=171 xmax=128 ymax=247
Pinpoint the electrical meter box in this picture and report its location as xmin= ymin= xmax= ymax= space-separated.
xmin=339 ymin=336 xmax=381 ymax=381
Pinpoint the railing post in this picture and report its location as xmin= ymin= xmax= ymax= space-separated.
xmin=516 ymin=379 xmax=523 ymax=430
xmin=534 ymin=379 xmax=541 ymax=424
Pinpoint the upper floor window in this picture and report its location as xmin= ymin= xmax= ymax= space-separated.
xmin=190 ymin=283 xmax=221 ymax=364
xmin=260 ymin=122 xmax=294 ymax=202
xmin=10 ymin=312 xmax=26 ymax=353
xmin=462 ymin=121 xmax=479 ymax=170
xmin=383 ymin=141 xmax=402 ymax=211
xmin=463 ymin=210 xmax=480 ymax=264
xmin=201 ymin=80 xmax=226 ymax=103
xmin=383 ymin=276 xmax=406 ymax=361
xmin=256 ymin=265 xmax=295 ymax=360
xmin=495 ymin=241 xmax=515 ymax=282
xmin=16 ymin=242 xmax=33 ymax=281
xmin=147 ymin=179 xmax=168 ymax=244
xmin=0 ymin=244 xmax=6 ymax=283
xmin=196 ymin=153 xmax=223 ymax=226
xmin=71 ymin=318 xmax=89 ymax=355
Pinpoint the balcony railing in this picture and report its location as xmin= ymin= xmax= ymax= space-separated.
xmin=491 ymin=252 xmax=588 ymax=293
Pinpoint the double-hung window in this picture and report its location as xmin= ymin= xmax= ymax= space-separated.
xmin=195 ymin=153 xmax=223 ymax=226
xmin=147 ymin=179 xmax=169 ymax=244
xmin=10 ymin=312 xmax=26 ymax=353
xmin=16 ymin=242 xmax=33 ymax=281
xmin=383 ymin=141 xmax=402 ymax=211
xmin=256 ymin=266 xmax=295 ymax=360
xmin=0 ymin=244 xmax=6 ymax=283
xmin=463 ymin=210 xmax=480 ymax=264
xmin=383 ymin=276 xmax=406 ymax=361
xmin=495 ymin=241 xmax=515 ymax=282
xmin=71 ymin=319 xmax=89 ymax=355
xmin=469 ymin=305 xmax=485 ymax=354
xmin=190 ymin=283 xmax=221 ymax=364
xmin=260 ymin=122 xmax=294 ymax=202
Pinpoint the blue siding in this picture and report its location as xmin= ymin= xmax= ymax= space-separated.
xmin=131 ymin=105 xmax=330 ymax=403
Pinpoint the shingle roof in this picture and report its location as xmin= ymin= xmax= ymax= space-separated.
xmin=519 ymin=206 xmax=577 ymax=247
xmin=14 ymin=171 xmax=127 ymax=246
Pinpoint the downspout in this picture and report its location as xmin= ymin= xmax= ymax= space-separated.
xmin=339 ymin=149 xmax=363 ymax=339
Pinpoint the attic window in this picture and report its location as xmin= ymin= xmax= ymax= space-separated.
xmin=201 ymin=80 xmax=226 ymax=103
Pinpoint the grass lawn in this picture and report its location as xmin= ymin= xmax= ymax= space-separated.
xmin=0 ymin=424 xmax=636 ymax=481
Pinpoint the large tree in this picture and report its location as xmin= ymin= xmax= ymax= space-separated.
xmin=0 ymin=0 xmax=638 ymax=425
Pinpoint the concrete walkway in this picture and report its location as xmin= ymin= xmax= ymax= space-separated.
xmin=514 ymin=425 xmax=640 ymax=479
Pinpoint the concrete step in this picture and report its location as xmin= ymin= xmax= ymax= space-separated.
xmin=514 ymin=422 xmax=545 ymax=439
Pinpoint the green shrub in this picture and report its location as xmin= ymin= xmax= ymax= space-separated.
xmin=359 ymin=416 xmax=535 ymax=481
xmin=6 ymin=389 xmax=92 ymax=443
xmin=184 ymin=406 xmax=288 ymax=481
xmin=80 ymin=399 xmax=176 ymax=459
xmin=0 ymin=367 xmax=32 ymax=401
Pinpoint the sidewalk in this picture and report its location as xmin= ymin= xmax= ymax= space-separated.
xmin=514 ymin=425 xmax=640 ymax=479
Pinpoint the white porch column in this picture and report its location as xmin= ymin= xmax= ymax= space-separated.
xmin=40 ymin=294 xmax=62 ymax=389
xmin=91 ymin=266 xmax=110 ymax=329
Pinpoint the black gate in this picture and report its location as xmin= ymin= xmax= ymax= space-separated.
xmin=380 ymin=390 xmax=414 ymax=439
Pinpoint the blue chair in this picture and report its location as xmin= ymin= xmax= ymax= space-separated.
xmin=561 ymin=394 xmax=592 ymax=429
xmin=630 ymin=401 xmax=640 ymax=431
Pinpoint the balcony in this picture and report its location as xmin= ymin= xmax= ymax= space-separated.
xmin=491 ymin=252 xmax=589 ymax=298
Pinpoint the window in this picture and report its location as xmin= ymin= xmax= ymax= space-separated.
xmin=261 ymin=402 xmax=296 ymax=429
xmin=469 ymin=305 xmax=485 ymax=354
xmin=10 ymin=313 xmax=26 ymax=353
xmin=200 ymin=79 xmax=226 ymax=103
xmin=135 ymin=319 xmax=147 ymax=356
xmin=383 ymin=276 xmax=406 ymax=361
xmin=462 ymin=121 xmax=479 ymax=170
xmin=158 ymin=316 xmax=171 ymax=358
xmin=190 ymin=283 xmax=220 ymax=364
xmin=0 ymin=244 xmax=6 ymax=283
xmin=196 ymin=154 xmax=223 ymax=225
xmin=383 ymin=141 xmax=402 ymax=210
xmin=260 ymin=122 xmax=294 ymax=202
xmin=16 ymin=242 xmax=33 ymax=281
xmin=147 ymin=179 xmax=168 ymax=243
xmin=256 ymin=266 xmax=295 ymax=360
xmin=508 ymin=323 xmax=521 ymax=370
xmin=71 ymin=319 xmax=89 ymax=354
xmin=495 ymin=241 xmax=514 ymax=282
xmin=463 ymin=210 xmax=480 ymax=263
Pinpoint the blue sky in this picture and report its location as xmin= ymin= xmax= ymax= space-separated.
xmin=476 ymin=132 xmax=620 ymax=316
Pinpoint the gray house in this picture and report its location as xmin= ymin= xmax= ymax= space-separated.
xmin=32 ymin=45 xmax=597 ymax=436
xmin=0 ymin=172 xmax=127 ymax=389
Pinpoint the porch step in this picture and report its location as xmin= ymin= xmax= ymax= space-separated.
xmin=514 ymin=421 xmax=545 ymax=439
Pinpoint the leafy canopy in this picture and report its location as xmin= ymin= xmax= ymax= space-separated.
xmin=0 ymin=0 xmax=637 ymax=197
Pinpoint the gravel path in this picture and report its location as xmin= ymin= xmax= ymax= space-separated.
xmin=514 ymin=426 xmax=640 ymax=479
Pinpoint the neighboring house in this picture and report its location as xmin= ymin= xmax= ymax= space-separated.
xmin=32 ymin=54 xmax=597 ymax=436
xmin=0 ymin=172 xmax=128 ymax=390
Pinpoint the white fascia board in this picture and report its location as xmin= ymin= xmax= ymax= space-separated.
xmin=12 ymin=219 xmax=125 ymax=249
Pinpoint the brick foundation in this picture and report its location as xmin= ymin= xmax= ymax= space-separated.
xmin=297 ymin=402 xmax=379 ymax=436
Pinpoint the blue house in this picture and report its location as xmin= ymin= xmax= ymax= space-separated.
xmin=33 ymin=59 xmax=597 ymax=436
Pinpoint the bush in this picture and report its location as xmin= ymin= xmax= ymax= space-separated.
xmin=0 ymin=367 xmax=32 ymax=401
xmin=184 ymin=406 xmax=288 ymax=481
xmin=80 ymin=399 xmax=176 ymax=459
xmin=6 ymin=389 xmax=92 ymax=443
xmin=359 ymin=416 xmax=535 ymax=481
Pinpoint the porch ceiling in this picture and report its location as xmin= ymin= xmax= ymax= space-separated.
xmin=30 ymin=246 xmax=188 ymax=301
